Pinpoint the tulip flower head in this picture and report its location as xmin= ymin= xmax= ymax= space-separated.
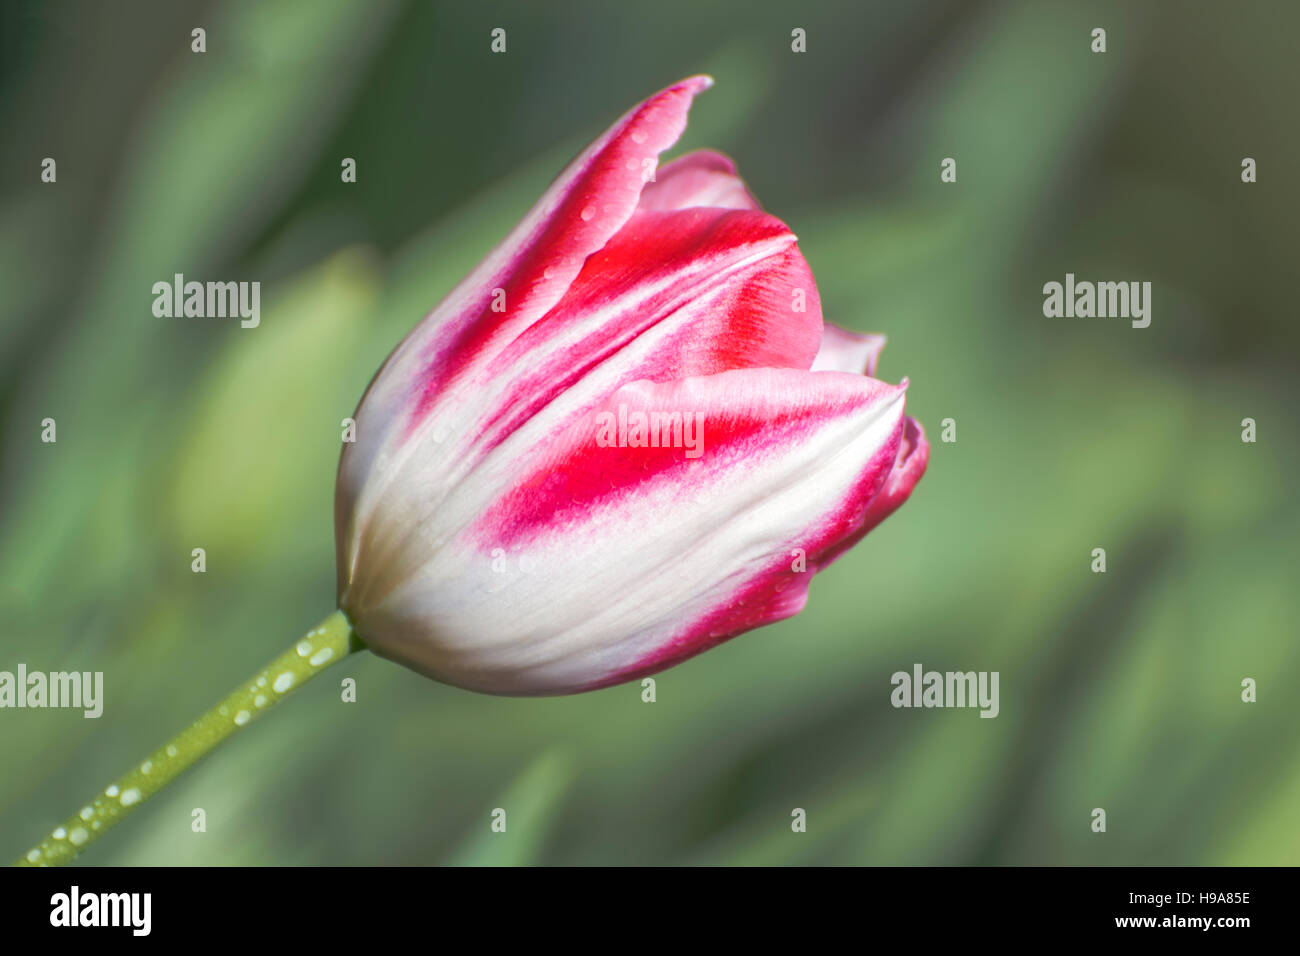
xmin=334 ymin=76 xmax=928 ymax=695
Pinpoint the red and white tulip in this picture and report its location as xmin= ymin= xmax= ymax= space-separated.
xmin=334 ymin=76 xmax=928 ymax=695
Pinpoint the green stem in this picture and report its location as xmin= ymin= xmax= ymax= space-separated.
xmin=14 ymin=610 xmax=359 ymax=867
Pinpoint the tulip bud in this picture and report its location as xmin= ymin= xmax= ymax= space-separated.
xmin=335 ymin=76 xmax=928 ymax=695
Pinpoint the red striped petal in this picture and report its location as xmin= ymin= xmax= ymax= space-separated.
xmin=468 ymin=206 xmax=823 ymax=455
xmin=638 ymin=149 xmax=761 ymax=211
xmin=403 ymin=76 xmax=716 ymax=431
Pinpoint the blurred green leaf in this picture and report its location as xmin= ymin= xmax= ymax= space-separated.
xmin=446 ymin=753 xmax=575 ymax=866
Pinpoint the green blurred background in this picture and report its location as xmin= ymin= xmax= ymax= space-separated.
xmin=2 ymin=0 xmax=1297 ymax=865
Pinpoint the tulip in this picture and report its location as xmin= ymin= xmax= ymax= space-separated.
xmin=334 ymin=75 xmax=928 ymax=695
xmin=16 ymin=76 xmax=926 ymax=866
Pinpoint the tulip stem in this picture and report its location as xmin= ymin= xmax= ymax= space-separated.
xmin=13 ymin=609 xmax=360 ymax=867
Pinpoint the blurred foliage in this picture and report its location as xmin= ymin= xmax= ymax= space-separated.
xmin=1 ymin=0 xmax=1296 ymax=865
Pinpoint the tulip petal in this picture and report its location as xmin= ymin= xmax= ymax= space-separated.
xmin=339 ymin=207 xmax=827 ymax=616
xmin=403 ymin=75 xmax=716 ymax=426
xmin=338 ymin=77 xmax=714 ymax=590
xmin=352 ymin=368 xmax=918 ymax=694
xmin=638 ymin=149 xmax=761 ymax=211
xmin=812 ymin=323 xmax=887 ymax=377
xmin=859 ymin=415 xmax=929 ymax=537
xmin=469 ymin=206 xmax=824 ymax=454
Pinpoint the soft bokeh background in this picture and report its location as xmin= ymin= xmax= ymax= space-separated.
xmin=2 ymin=0 xmax=1296 ymax=865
